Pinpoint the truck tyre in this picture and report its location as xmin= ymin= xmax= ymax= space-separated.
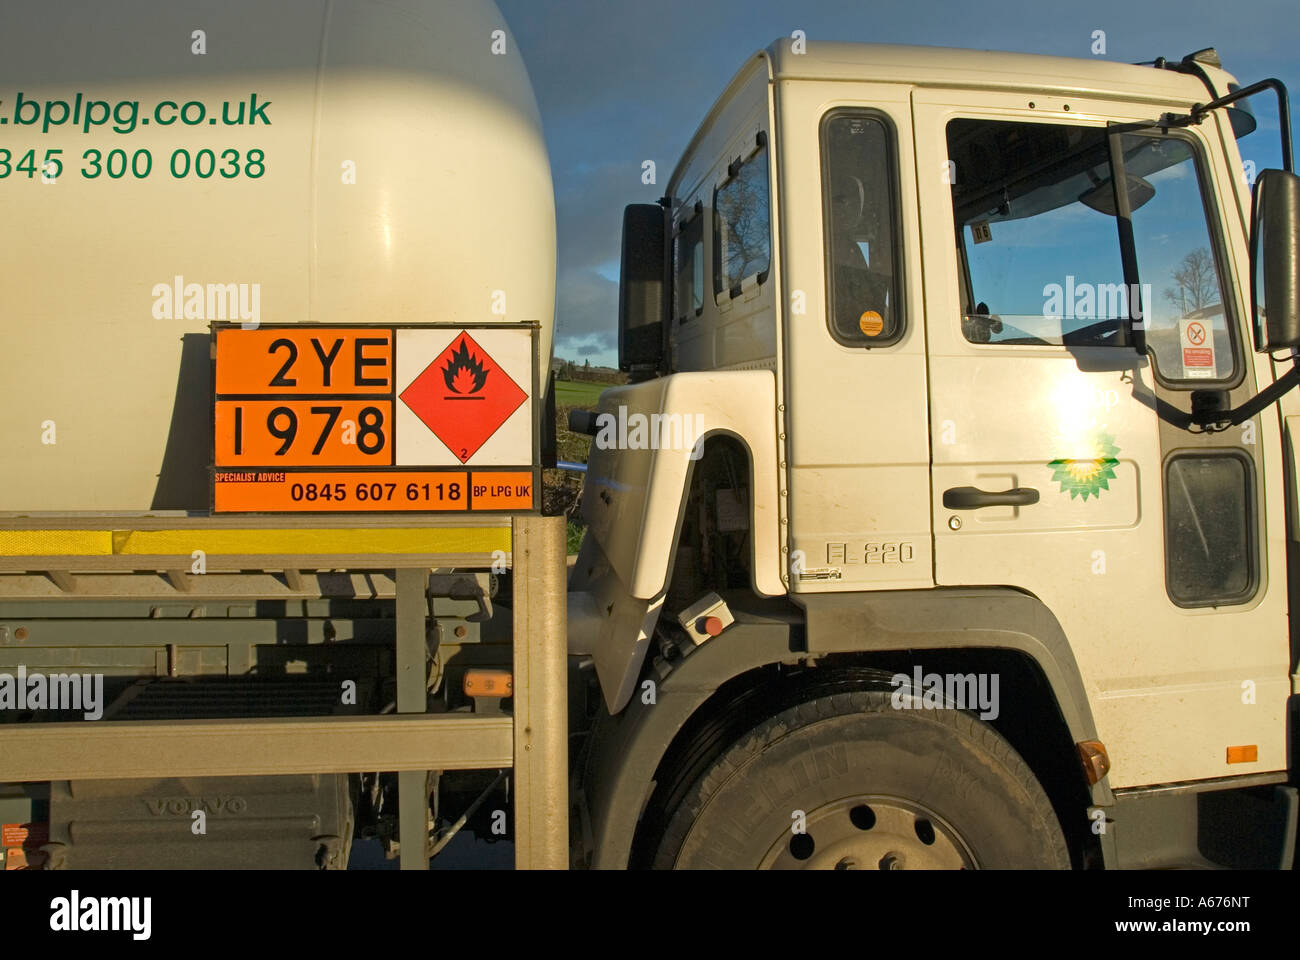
xmin=650 ymin=690 xmax=1070 ymax=869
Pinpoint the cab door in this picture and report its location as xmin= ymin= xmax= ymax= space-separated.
xmin=913 ymin=88 xmax=1290 ymax=788
xmin=777 ymin=79 xmax=933 ymax=595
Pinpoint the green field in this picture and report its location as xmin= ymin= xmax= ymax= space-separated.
xmin=546 ymin=379 xmax=624 ymax=551
xmin=552 ymin=379 xmax=608 ymax=406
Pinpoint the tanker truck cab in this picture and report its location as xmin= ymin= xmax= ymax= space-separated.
xmin=578 ymin=41 xmax=1300 ymax=869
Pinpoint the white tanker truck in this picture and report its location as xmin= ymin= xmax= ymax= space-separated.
xmin=1 ymin=0 xmax=1298 ymax=871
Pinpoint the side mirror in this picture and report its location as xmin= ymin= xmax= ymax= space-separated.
xmin=617 ymin=203 xmax=669 ymax=376
xmin=1251 ymin=169 xmax=1300 ymax=351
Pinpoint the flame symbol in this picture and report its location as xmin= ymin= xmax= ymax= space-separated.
xmin=442 ymin=338 xmax=489 ymax=394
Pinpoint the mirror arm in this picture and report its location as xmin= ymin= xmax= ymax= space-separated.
xmin=1164 ymin=78 xmax=1293 ymax=173
xmin=1192 ymin=361 xmax=1300 ymax=428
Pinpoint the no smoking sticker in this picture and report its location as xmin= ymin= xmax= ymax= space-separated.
xmin=1178 ymin=316 xmax=1216 ymax=379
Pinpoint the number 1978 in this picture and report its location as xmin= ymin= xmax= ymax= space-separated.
xmin=216 ymin=400 xmax=392 ymax=467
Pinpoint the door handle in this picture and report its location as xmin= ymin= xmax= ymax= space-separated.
xmin=942 ymin=486 xmax=1039 ymax=510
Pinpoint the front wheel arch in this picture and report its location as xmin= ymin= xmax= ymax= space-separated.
xmin=648 ymin=688 xmax=1071 ymax=869
xmin=625 ymin=653 xmax=1096 ymax=869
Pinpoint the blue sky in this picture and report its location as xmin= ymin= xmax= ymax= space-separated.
xmin=497 ymin=0 xmax=1299 ymax=367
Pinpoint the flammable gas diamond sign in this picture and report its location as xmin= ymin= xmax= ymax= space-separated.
xmin=396 ymin=329 xmax=529 ymax=465
xmin=211 ymin=323 xmax=537 ymax=513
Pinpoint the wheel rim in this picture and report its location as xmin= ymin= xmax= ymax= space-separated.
xmin=757 ymin=796 xmax=978 ymax=870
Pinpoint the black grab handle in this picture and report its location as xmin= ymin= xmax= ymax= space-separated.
xmin=942 ymin=486 xmax=1040 ymax=510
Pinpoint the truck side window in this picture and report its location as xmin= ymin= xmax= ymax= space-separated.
xmin=822 ymin=111 xmax=903 ymax=345
xmin=947 ymin=118 xmax=1238 ymax=383
xmin=948 ymin=119 xmax=1125 ymax=346
xmin=674 ymin=205 xmax=705 ymax=323
xmin=1165 ymin=452 xmax=1255 ymax=606
xmin=713 ymin=141 xmax=771 ymax=297
xmin=1123 ymin=134 xmax=1235 ymax=382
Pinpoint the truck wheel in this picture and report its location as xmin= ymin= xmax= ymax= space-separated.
xmin=650 ymin=690 xmax=1070 ymax=869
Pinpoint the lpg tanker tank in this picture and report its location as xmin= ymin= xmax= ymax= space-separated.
xmin=0 ymin=0 xmax=556 ymax=512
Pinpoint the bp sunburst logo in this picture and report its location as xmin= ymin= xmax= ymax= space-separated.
xmin=1048 ymin=429 xmax=1120 ymax=500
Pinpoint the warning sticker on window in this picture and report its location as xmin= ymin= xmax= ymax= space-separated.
xmin=1179 ymin=316 xmax=1216 ymax=379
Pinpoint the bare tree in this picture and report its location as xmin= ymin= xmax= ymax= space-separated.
xmin=717 ymin=160 xmax=770 ymax=285
xmin=1163 ymin=248 xmax=1218 ymax=316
